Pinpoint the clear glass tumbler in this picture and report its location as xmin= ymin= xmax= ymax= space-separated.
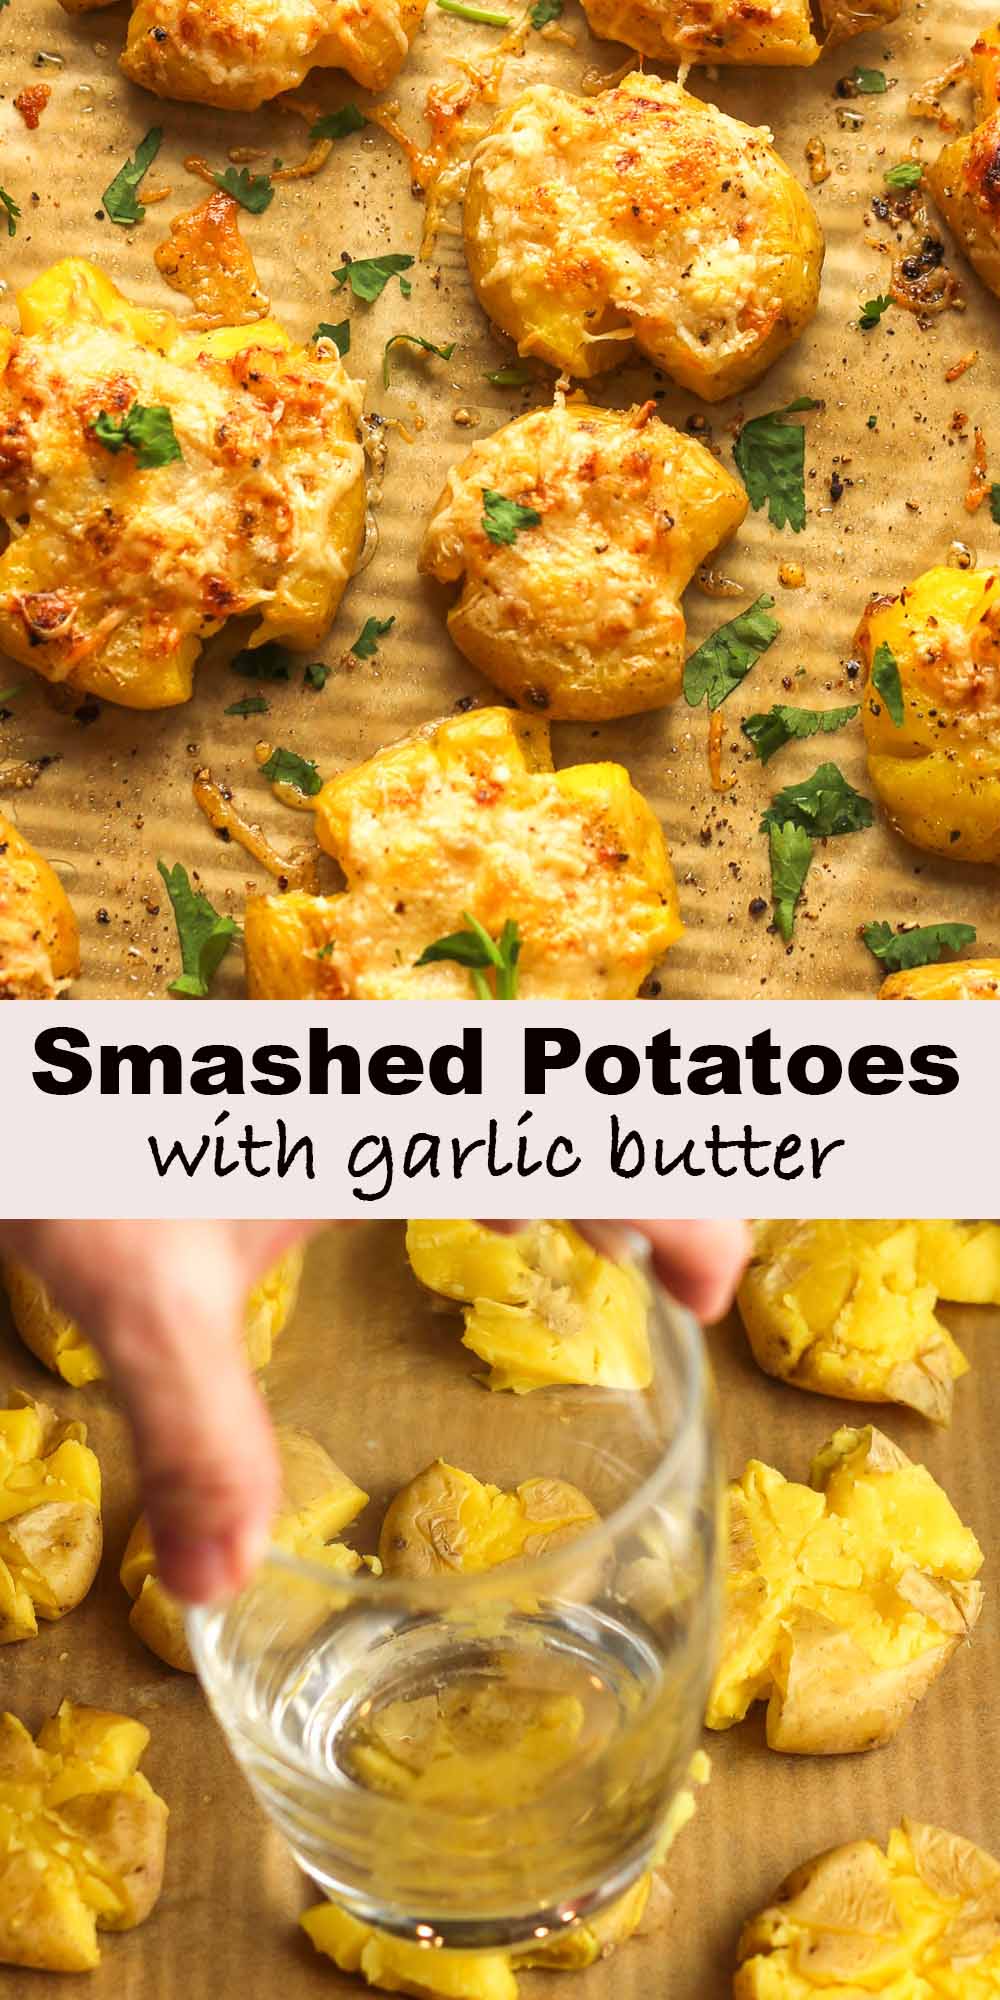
xmin=188 ymin=1223 xmax=720 ymax=1950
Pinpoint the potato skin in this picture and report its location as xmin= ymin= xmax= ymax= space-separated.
xmin=419 ymin=400 xmax=747 ymax=721
xmin=927 ymin=28 xmax=1000 ymax=302
xmin=858 ymin=566 xmax=1000 ymax=865
xmin=0 ymin=812 xmax=79 ymax=1000
xmin=879 ymin=956 xmax=1000 ymax=998
xmin=464 ymin=73 xmax=823 ymax=400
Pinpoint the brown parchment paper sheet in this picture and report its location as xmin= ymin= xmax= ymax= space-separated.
xmin=1 ymin=1220 xmax=998 ymax=2000
xmin=0 ymin=0 xmax=998 ymax=997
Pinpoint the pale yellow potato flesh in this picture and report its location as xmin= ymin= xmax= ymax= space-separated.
xmin=0 ymin=810 xmax=80 ymax=999
xmin=0 ymin=1394 xmax=102 ymax=1642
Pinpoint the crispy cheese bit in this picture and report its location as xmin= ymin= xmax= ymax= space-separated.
xmin=965 ymin=425 xmax=989 ymax=512
xmin=244 ymin=709 xmax=682 ymax=1001
xmin=735 ymin=1820 xmax=1000 ymax=1997
xmin=708 ymin=1425 xmax=983 ymax=1754
xmin=0 ymin=1698 xmax=168 ymax=1972
xmin=153 ymin=191 xmax=270 ymax=327
xmin=0 ymin=258 xmax=364 ymax=710
xmin=0 ymin=810 xmax=80 ymax=999
xmin=0 ymin=1393 xmax=101 ymax=1642
xmin=737 ymin=1219 xmax=970 ymax=1422
xmin=879 ymin=957 xmax=1000 ymax=999
xmin=378 ymin=1458 xmax=600 ymax=1578
xmin=914 ymin=1219 xmax=1000 ymax=1304
xmin=405 ymin=1218 xmax=652 ymax=1393
xmin=946 ymin=349 xmax=978 ymax=381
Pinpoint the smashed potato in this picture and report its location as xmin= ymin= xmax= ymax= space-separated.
xmin=857 ymin=566 xmax=1000 ymax=866
xmin=60 ymin=0 xmax=426 ymax=100
xmin=928 ymin=27 xmax=1000 ymax=303
xmin=464 ymin=73 xmax=823 ymax=400
xmin=0 ymin=1393 xmax=101 ymax=1642
xmin=2 ymin=1243 xmax=303 ymax=1388
xmin=737 ymin=1220 xmax=970 ymax=1423
xmin=0 ymin=810 xmax=80 ymax=1000
xmin=735 ymin=1820 xmax=1000 ymax=1996
xmin=0 ymin=1698 xmax=168 ymax=1972
xmin=879 ymin=957 xmax=1000 ymax=998
xmin=122 ymin=1424 xmax=368 ymax=1671
xmin=578 ymin=0 xmax=898 ymax=65
xmin=0 ymin=259 xmax=364 ymax=709
xmin=245 ymin=709 xmax=682 ymax=1000
xmin=708 ymin=1425 xmax=984 ymax=1754
xmin=418 ymin=400 xmax=748 ymax=721
xmin=378 ymin=1459 xmax=599 ymax=1578
xmin=405 ymin=1219 xmax=652 ymax=1393
xmin=914 ymin=1219 xmax=1000 ymax=1305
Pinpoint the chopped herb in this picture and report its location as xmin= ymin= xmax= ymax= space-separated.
xmin=683 ymin=594 xmax=779 ymax=711
xmin=351 ymin=615 xmax=395 ymax=659
xmin=852 ymin=64 xmax=887 ymax=91
xmin=314 ymin=319 xmax=350 ymax=356
xmin=0 ymin=684 xmax=23 ymax=707
xmin=436 ymin=0 xmax=511 ymax=20
xmin=260 ymin=747 xmax=323 ymax=796
xmin=485 ymin=361 xmax=534 ymax=387
xmin=383 ymin=331 xmax=456 ymax=389
xmin=733 ymin=397 xmax=819 ymax=533
xmin=230 ymin=642 xmax=291 ymax=681
xmin=742 ymin=702 xmax=860 ymax=764
xmin=92 ymin=403 xmax=183 ymax=469
xmin=225 ymin=694 xmax=270 ymax=718
xmin=101 ymin=127 xmax=163 ymax=227
xmin=761 ymin=761 xmax=874 ymax=839
xmin=316 ymin=941 xmax=335 ymax=959
xmin=990 ymin=483 xmax=1000 ymax=525
xmin=311 ymin=104 xmax=366 ymax=141
xmin=304 ymin=662 xmax=330 ymax=690
xmin=531 ymin=0 xmax=563 ymax=21
xmin=0 ymin=187 xmax=19 ymax=238
xmin=870 ymin=640 xmax=904 ymax=726
xmin=867 ymin=413 xmax=878 ymax=429
xmin=214 ymin=165 xmax=274 ymax=213
xmin=859 ymin=293 xmax=893 ymax=330
xmin=884 ymin=160 xmax=923 ymax=189
xmin=861 ymin=919 xmax=978 ymax=974
xmin=416 ymin=911 xmax=521 ymax=997
xmin=768 ymin=822 xmax=814 ymax=944
xmin=0 ymin=4 xmax=10 ymax=12
xmin=482 ymin=488 xmax=541 ymax=545
xmin=333 ymin=253 xmax=415 ymax=303
xmin=157 ymin=860 xmax=240 ymax=999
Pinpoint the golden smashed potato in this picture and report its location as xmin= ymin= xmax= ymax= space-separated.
xmin=464 ymin=73 xmax=823 ymax=400
xmin=60 ymin=0 xmax=425 ymax=99
xmin=0 ymin=1393 xmax=101 ymax=1642
xmin=378 ymin=1459 xmax=599 ymax=1578
xmin=0 ymin=259 xmax=364 ymax=709
xmin=122 ymin=1424 xmax=368 ymax=1671
xmin=708 ymin=1425 xmax=984 ymax=1754
xmin=0 ymin=810 xmax=80 ymax=1000
xmin=0 ymin=1698 xmax=168 ymax=1972
xmin=2 ymin=1243 xmax=303 ymax=1388
xmin=737 ymin=1220 xmax=970 ymax=1422
xmin=735 ymin=1819 xmax=1000 ymax=1995
xmin=858 ymin=566 xmax=1000 ymax=865
xmin=245 ymin=708 xmax=682 ymax=1000
xmin=879 ymin=957 xmax=1000 ymax=998
xmin=406 ymin=1219 xmax=652 ymax=1393
xmin=928 ymin=27 xmax=1000 ymax=302
xmin=914 ymin=1218 xmax=1000 ymax=1305
xmin=578 ymin=0 xmax=898 ymax=65
xmin=418 ymin=400 xmax=747 ymax=721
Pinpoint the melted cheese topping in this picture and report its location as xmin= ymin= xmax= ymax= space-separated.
xmin=119 ymin=0 xmax=426 ymax=104
xmin=579 ymin=0 xmax=820 ymax=67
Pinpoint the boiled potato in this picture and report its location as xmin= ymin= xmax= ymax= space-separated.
xmin=914 ymin=1219 xmax=1000 ymax=1304
xmin=928 ymin=27 xmax=1000 ymax=302
xmin=735 ymin=1820 xmax=1000 ymax=1995
xmin=737 ymin=1220 xmax=969 ymax=1422
xmin=577 ymin=0 xmax=898 ymax=65
xmin=879 ymin=956 xmax=1000 ymax=998
xmin=122 ymin=1424 xmax=368 ymax=1671
xmin=708 ymin=1425 xmax=984 ymax=1754
xmin=0 ymin=1393 xmax=101 ymax=1642
xmin=2 ymin=1243 xmax=303 ymax=1388
xmin=60 ymin=0 xmax=426 ymax=99
xmin=245 ymin=708 xmax=682 ymax=1000
xmin=464 ymin=73 xmax=823 ymax=400
xmin=0 ymin=1698 xmax=168 ymax=1971
xmin=378 ymin=1459 xmax=599 ymax=1578
xmin=418 ymin=399 xmax=747 ymax=721
xmin=0 ymin=811 xmax=80 ymax=999
xmin=405 ymin=1219 xmax=651 ymax=1392
xmin=857 ymin=566 xmax=1000 ymax=865
xmin=0 ymin=259 xmax=364 ymax=708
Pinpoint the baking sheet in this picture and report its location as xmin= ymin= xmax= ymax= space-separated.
xmin=2 ymin=1220 xmax=998 ymax=1999
xmin=1 ymin=0 xmax=998 ymax=998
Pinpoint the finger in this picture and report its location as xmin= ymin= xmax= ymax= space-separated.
xmin=632 ymin=1219 xmax=751 ymax=1322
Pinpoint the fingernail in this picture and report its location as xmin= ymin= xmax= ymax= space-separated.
xmin=476 ymin=1219 xmax=530 ymax=1234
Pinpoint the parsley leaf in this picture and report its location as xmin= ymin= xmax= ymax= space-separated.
xmin=311 ymin=104 xmax=366 ymax=141
xmin=859 ymin=293 xmax=893 ymax=330
xmin=260 ymin=747 xmax=323 ymax=795
xmin=769 ymin=822 xmax=814 ymax=944
xmin=761 ymin=761 xmax=874 ymax=838
xmin=485 ymin=361 xmax=534 ymax=387
xmin=733 ymin=398 xmax=819 ymax=533
xmin=742 ymin=702 xmax=860 ymax=763
xmin=351 ymin=615 xmax=395 ymax=659
xmin=416 ymin=912 xmax=521 ymax=997
xmin=0 ymin=684 xmax=24 ymax=708
xmin=861 ymin=920 xmax=978 ymax=974
xmin=101 ymin=127 xmax=163 ymax=227
xmin=0 ymin=187 xmax=19 ymax=238
xmin=852 ymin=64 xmax=888 ymax=92
xmin=304 ymin=662 xmax=330 ymax=690
xmin=92 ymin=403 xmax=183 ymax=469
xmin=334 ymin=253 xmax=415 ymax=303
xmin=225 ymin=694 xmax=270 ymax=717
xmin=214 ymin=165 xmax=274 ymax=213
xmin=870 ymin=640 xmax=904 ymax=726
xmin=531 ymin=0 xmax=564 ymax=21
xmin=157 ymin=860 xmax=240 ymax=998
xmin=437 ymin=0 xmax=511 ymax=18
xmin=683 ymin=595 xmax=779 ymax=711
xmin=314 ymin=319 xmax=350 ymax=356
xmin=230 ymin=642 xmax=291 ymax=681
xmin=383 ymin=331 xmax=456 ymax=389
xmin=884 ymin=160 xmax=923 ymax=189
xmin=990 ymin=483 xmax=1000 ymax=525
xmin=482 ymin=488 xmax=541 ymax=545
